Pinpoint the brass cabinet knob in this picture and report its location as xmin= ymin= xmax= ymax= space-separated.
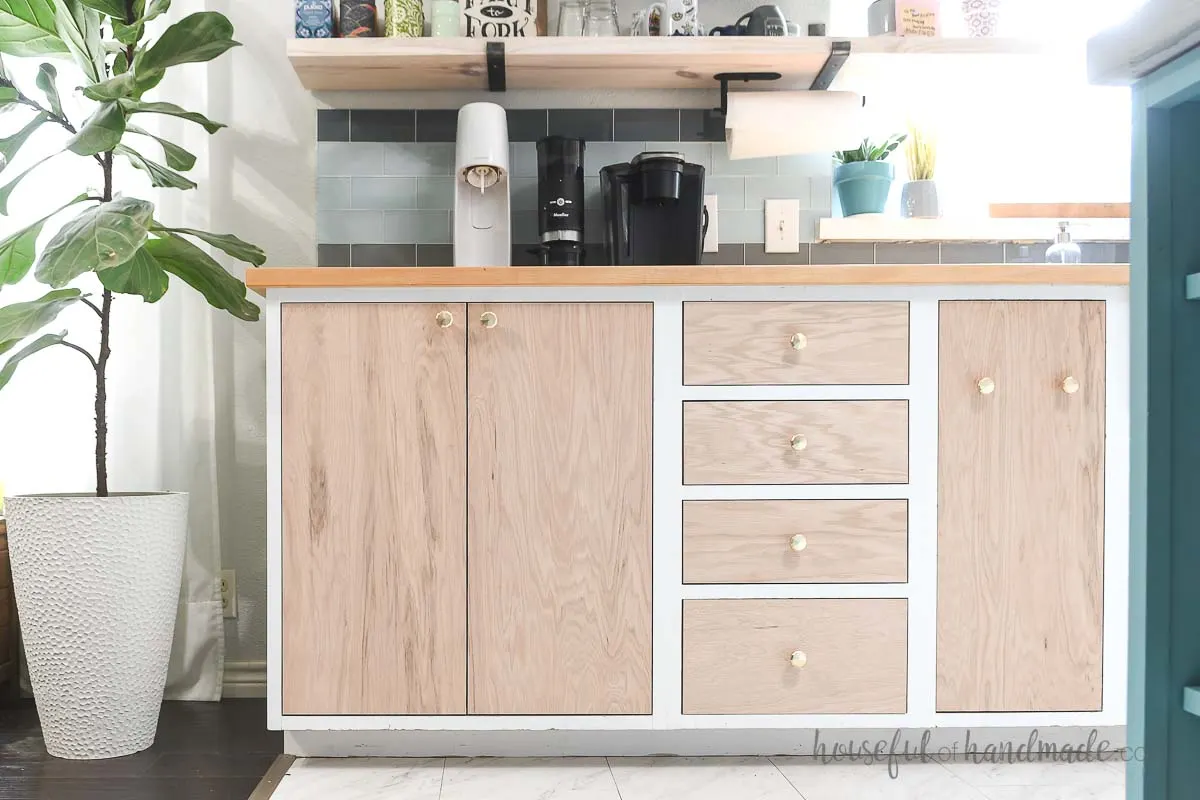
xmin=789 ymin=534 xmax=808 ymax=552
xmin=790 ymin=333 xmax=807 ymax=351
xmin=1062 ymin=376 xmax=1080 ymax=394
xmin=790 ymin=650 xmax=807 ymax=668
xmin=977 ymin=377 xmax=995 ymax=395
xmin=790 ymin=434 xmax=807 ymax=452
xmin=480 ymin=311 xmax=498 ymax=329
xmin=435 ymin=310 xmax=454 ymax=328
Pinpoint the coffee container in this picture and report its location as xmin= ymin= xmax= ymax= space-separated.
xmin=340 ymin=0 xmax=377 ymax=35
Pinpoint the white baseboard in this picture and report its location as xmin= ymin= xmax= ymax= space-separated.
xmin=224 ymin=660 xmax=267 ymax=698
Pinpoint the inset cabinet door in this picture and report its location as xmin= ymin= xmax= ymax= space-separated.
xmin=937 ymin=301 xmax=1105 ymax=712
xmin=467 ymin=303 xmax=654 ymax=715
xmin=282 ymin=303 xmax=467 ymax=715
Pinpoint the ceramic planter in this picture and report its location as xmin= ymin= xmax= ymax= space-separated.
xmin=4 ymin=493 xmax=188 ymax=759
xmin=901 ymin=180 xmax=940 ymax=218
xmin=834 ymin=161 xmax=895 ymax=217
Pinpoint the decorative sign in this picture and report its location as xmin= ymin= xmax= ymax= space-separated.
xmin=461 ymin=0 xmax=539 ymax=36
xmin=897 ymin=0 xmax=940 ymax=36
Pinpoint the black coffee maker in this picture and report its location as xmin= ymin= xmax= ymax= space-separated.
xmin=600 ymin=152 xmax=706 ymax=265
xmin=536 ymin=136 xmax=585 ymax=266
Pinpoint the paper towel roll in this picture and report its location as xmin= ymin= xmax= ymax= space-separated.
xmin=725 ymin=91 xmax=868 ymax=160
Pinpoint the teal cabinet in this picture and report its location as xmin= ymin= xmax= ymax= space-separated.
xmin=1128 ymin=44 xmax=1200 ymax=800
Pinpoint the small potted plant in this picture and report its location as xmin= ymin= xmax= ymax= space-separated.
xmin=0 ymin=3 xmax=261 ymax=759
xmin=901 ymin=123 xmax=939 ymax=218
xmin=833 ymin=134 xmax=906 ymax=217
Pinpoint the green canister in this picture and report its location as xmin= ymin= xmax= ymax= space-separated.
xmin=385 ymin=0 xmax=424 ymax=36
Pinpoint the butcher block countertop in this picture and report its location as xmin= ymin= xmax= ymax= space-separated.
xmin=246 ymin=265 xmax=1130 ymax=294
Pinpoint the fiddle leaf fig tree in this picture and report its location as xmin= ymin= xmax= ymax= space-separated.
xmin=0 ymin=0 xmax=263 ymax=496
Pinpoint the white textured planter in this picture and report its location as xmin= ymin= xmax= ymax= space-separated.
xmin=4 ymin=493 xmax=188 ymax=760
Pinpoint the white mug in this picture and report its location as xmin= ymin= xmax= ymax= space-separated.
xmin=630 ymin=0 xmax=699 ymax=35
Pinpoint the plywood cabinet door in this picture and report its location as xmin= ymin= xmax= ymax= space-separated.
xmin=467 ymin=303 xmax=653 ymax=715
xmin=937 ymin=301 xmax=1105 ymax=712
xmin=282 ymin=303 xmax=467 ymax=715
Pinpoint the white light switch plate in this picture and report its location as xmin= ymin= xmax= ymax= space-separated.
xmin=703 ymin=194 xmax=719 ymax=253
xmin=765 ymin=198 xmax=801 ymax=254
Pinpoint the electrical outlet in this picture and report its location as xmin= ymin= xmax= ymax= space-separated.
xmin=765 ymin=198 xmax=801 ymax=254
xmin=703 ymin=194 xmax=719 ymax=253
xmin=220 ymin=569 xmax=237 ymax=619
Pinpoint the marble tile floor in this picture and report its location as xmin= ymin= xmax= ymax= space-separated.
xmin=269 ymin=755 xmax=1126 ymax=800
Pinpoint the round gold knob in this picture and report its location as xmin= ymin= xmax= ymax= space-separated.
xmin=790 ymin=333 xmax=807 ymax=351
xmin=480 ymin=311 xmax=498 ymax=329
xmin=790 ymin=650 xmax=807 ymax=668
xmin=977 ymin=377 xmax=995 ymax=395
xmin=790 ymin=434 xmax=807 ymax=452
xmin=1062 ymin=376 xmax=1080 ymax=394
xmin=435 ymin=310 xmax=454 ymax=328
xmin=789 ymin=534 xmax=807 ymax=552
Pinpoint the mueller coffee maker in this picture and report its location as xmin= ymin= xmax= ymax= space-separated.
xmin=599 ymin=151 xmax=706 ymax=265
xmin=536 ymin=136 xmax=586 ymax=266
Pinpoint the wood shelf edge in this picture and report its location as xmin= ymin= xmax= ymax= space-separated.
xmin=246 ymin=264 xmax=1130 ymax=293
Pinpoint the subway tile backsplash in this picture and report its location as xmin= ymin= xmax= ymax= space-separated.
xmin=315 ymin=108 xmax=1130 ymax=267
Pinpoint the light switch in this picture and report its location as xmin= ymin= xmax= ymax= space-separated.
xmin=765 ymin=199 xmax=801 ymax=254
xmin=703 ymin=194 xmax=719 ymax=253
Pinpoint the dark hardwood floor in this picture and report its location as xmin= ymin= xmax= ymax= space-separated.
xmin=0 ymin=698 xmax=282 ymax=800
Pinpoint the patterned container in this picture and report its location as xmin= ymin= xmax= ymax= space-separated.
xmin=386 ymin=0 xmax=425 ymax=36
xmin=961 ymin=0 xmax=1001 ymax=37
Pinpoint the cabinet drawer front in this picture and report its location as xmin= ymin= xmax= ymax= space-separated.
xmin=683 ymin=599 xmax=908 ymax=714
xmin=683 ymin=500 xmax=908 ymax=584
xmin=683 ymin=302 xmax=909 ymax=386
xmin=683 ymin=401 xmax=908 ymax=485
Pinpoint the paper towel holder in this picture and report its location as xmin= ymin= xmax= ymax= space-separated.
xmin=713 ymin=72 xmax=783 ymax=117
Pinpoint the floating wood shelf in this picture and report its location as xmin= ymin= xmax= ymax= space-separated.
xmin=246 ymin=265 xmax=1130 ymax=293
xmin=287 ymin=36 xmax=1051 ymax=92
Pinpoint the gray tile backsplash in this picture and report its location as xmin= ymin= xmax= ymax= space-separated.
xmin=316 ymin=108 xmax=1130 ymax=267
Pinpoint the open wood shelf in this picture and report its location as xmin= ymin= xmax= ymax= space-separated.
xmin=288 ymin=36 xmax=1051 ymax=92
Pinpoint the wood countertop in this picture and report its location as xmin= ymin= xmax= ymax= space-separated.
xmin=246 ymin=265 xmax=1130 ymax=294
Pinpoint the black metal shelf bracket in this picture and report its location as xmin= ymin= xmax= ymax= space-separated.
xmin=487 ymin=41 xmax=506 ymax=92
xmin=713 ymin=71 xmax=783 ymax=116
xmin=810 ymin=40 xmax=851 ymax=90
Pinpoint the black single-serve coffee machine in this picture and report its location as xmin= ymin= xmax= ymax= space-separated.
xmin=600 ymin=152 xmax=706 ymax=265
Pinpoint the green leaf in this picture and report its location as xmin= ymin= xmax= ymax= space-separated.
xmin=134 ymin=11 xmax=239 ymax=73
xmin=113 ymin=49 xmax=128 ymax=75
xmin=0 ymin=218 xmax=44 ymax=285
xmin=98 ymin=245 xmax=167 ymax=301
xmin=34 ymin=62 xmax=61 ymax=117
xmin=113 ymin=18 xmax=143 ymax=45
xmin=120 ymin=100 xmax=224 ymax=134
xmin=35 ymin=197 xmax=154 ymax=286
xmin=142 ymin=0 xmax=169 ymax=21
xmin=0 ymin=85 xmax=17 ymax=104
xmin=144 ymin=235 xmax=259 ymax=321
xmin=0 ymin=111 xmax=51 ymax=166
xmin=0 ymin=288 xmax=82 ymax=345
xmin=0 ymin=0 xmax=68 ymax=58
xmin=53 ymin=0 xmax=105 ymax=83
xmin=0 ymin=194 xmax=90 ymax=285
xmin=155 ymin=226 xmax=265 ymax=266
xmin=78 ymin=0 xmax=128 ymax=16
xmin=0 ymin=151 xmax=57 ymax=214
xmin=115 ymin=144 xmax=195 ymax=189
xmin=67 ymin=101 xmax=125 ymax=156
xmin=125 ymin=124 xmax=195 ymax=170
xmin=81 ymin=71 xmax=136 ymax=101
xmin=0 ymin=331 xmax=66 ymax=389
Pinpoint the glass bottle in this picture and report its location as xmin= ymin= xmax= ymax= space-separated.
xmin=1046 ymin=221 xmax=1083 ymax=264
xmin=583 ymin=0 xmax=620 ymax=35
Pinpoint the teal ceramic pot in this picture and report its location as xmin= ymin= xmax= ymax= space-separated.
xmin=834 ymin=161 xmax=895 ymax=216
